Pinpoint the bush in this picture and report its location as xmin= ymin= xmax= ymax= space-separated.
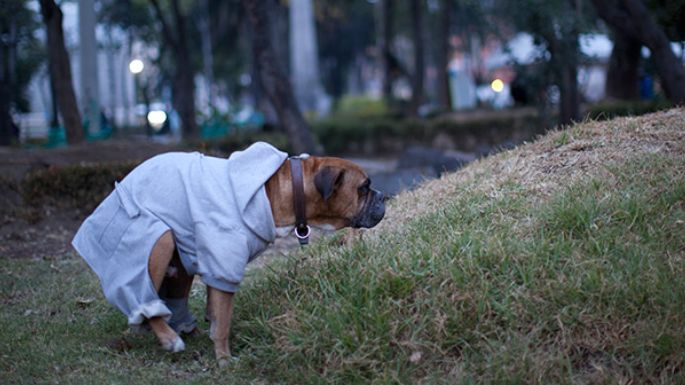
xmin=333 ymin=95 xmax=387 ymax=118
xmin=192 ymin=131 xmax=292 ymax=155
xmin=312 ymin=109 xmax=543 ymax=155
xmin=22 ymin=162 xmax=138 ymax=212
xmin=585 ymin=100 xmax=672 ymax=121
xmin=312 ymin=116 xmax=410 ymax=154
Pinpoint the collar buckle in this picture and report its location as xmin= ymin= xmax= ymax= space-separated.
xmin=290 ymin=156 xmax=310 ymax=246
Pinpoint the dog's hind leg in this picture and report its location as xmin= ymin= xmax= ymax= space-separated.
xmin=147 ymin=230 xmax=185 ymax=352
xmin=159 ymin=249 xmax=197 ymax=334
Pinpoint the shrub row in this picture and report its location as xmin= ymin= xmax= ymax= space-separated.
xmin=312 ymin=110 xmax=543 ymax=154
xmin=21 ymin=162 xmax=138 ymax=212
xmin=585 ymin=100 xmax=672 ymax=121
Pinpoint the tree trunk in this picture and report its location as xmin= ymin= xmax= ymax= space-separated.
xmin=199 ymin=0 xmax=214 ymax=109
xmin=246 ymin=12 xmax=275 ymax=125
xmin=590 ymin=0 xmax=685 ymax=104
xmin=39 ymin=0 xmax=84 ymax=144
xmin=436 ymin=0 xmax=453 ymax=111
xmin=559 ymin=58 xmax=580 ymax=125
xmin=149 ymin=0 xmax=198 ymax=139
xmin=1 ymin=26 xmax=15 ymax=146
xmin=48 ymin=69 xmax=59 ymax=127
xmin=0 ymin=77 xmax=13 ymax=146
xmin=546 ymin=33 xmax=580 ymax=125
xmin=409 ymin=0 xmax=425 ymax=116
xmin=380 ymin=0 xmax=394 ymax=102
xmin=269 ymin=0 xmax=290 ymax=74
xmin=252 ymin=0 xmax=289 ymax=126
xmin=289 ymin=0 xmax=327 ymax=113
xmin=79 ymin=0 xmax=100 ymax=136
xmin=546 ymin=3 xmax=581 ymax=126
xmin=242 ymin=0 xmax=320 ymax=155
xmin=606 ymin=30 xmax=641 ymax=100
xmin=121 ymin=32 xmax=132 ymax=127
xmin=172 ymin=52 xmax=198 ymax=139
xmin=105 ymin=27 xmax=118 ymax=128
xmin=171 ymin=0 xmax=198 ymax=139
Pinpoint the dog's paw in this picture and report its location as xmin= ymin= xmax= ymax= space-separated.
xmin=217 ymin=355 xmax=239 ymax=368
xmin=161 ymin=336 xmax=186 ymax=353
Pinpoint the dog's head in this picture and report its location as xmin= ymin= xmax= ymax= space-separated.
xmin=266 ymin=156 xmax=386 ymax=231
xmin=312 ymin=158 xmax=385 ymax=229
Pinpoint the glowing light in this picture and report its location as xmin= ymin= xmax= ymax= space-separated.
xmin=491 ymin=78 xmax=504 ymax=93
xmin=129 ymin=59 xmax=144 ymax=74
xmin=147 ymin=110 xmax=167 ymax=130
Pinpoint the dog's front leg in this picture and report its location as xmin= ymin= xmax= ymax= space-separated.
xmin=206 ymin=286 xmax=235 ymax=365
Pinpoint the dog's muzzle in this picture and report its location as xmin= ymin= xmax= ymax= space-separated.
xmin=352 ymin=189 xmax=385 ymax=229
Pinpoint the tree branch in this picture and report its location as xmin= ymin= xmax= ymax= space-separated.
xmin=590 ymin=0 xmax=685 ymax=102
xmin=148 ymin=0 xmax=178 ymax=51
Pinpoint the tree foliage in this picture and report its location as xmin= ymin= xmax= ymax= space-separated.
xmin=316 ymin=0 xmax=376 ymax=99
xmin=0 ymin=0 xmax=45 ymax=113
xmin=646 ymin=0 xmax=685 ymax=41
xmin=493 ymin=0 xmax=597 ymax=124
xmin=591 ymin=0 xmax=685 ymax=104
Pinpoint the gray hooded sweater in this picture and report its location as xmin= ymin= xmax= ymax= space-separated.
xmin=72 ymin=142 xmax=288 ymax=325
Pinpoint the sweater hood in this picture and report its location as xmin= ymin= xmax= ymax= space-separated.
xmin=227 ymin=142 xmax=288 ymax=242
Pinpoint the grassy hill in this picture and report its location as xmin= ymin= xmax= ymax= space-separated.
xmin=2 ymin=109 xmax=684 ymax=384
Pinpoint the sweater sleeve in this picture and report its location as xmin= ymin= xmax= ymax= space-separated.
xmin=193 ymin=222 xmax=249 ymax=293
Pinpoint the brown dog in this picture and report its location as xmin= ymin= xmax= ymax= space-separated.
xmin=148 ymin=156 xmax=384 ymax=363
xmin=74 ymin=144 xmax=385 ymax=364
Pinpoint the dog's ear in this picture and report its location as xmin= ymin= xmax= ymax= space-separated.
xmin=314 ymin=166 xmax=345 ymax=201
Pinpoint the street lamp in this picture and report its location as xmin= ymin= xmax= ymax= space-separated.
xmin=147 ymin=110 xmax=167 ymax=131
xmin=129 ymin=58 xmax=151 ymax=135
xmin=491 ymin=78 xmax=505 ymax=93
xmin=129 ymin=59 xmax=144 ymax=75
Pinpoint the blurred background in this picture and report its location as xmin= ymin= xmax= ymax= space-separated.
xmin=1 ymin=0 xmax=684 ymax=193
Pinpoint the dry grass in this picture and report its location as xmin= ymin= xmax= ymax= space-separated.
xmin=376 ymin=108 xmax=685 ymax=237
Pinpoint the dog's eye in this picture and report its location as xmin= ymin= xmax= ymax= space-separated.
xmin=358 ymin=180 xmax=370 ymax=195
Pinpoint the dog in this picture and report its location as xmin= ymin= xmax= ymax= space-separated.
xmin=72 ymin=142 xmax=385 ymax=363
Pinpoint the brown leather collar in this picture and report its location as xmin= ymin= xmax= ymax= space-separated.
xmin=289 ymin=156 xmax=310 ymax=245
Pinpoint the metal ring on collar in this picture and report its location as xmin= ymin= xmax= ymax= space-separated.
xmin=295 ymin=225 xmax=311 ymax=239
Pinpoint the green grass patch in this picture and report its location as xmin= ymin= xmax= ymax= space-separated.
xmin=227 ymin=153 xmax=685 ymax=383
